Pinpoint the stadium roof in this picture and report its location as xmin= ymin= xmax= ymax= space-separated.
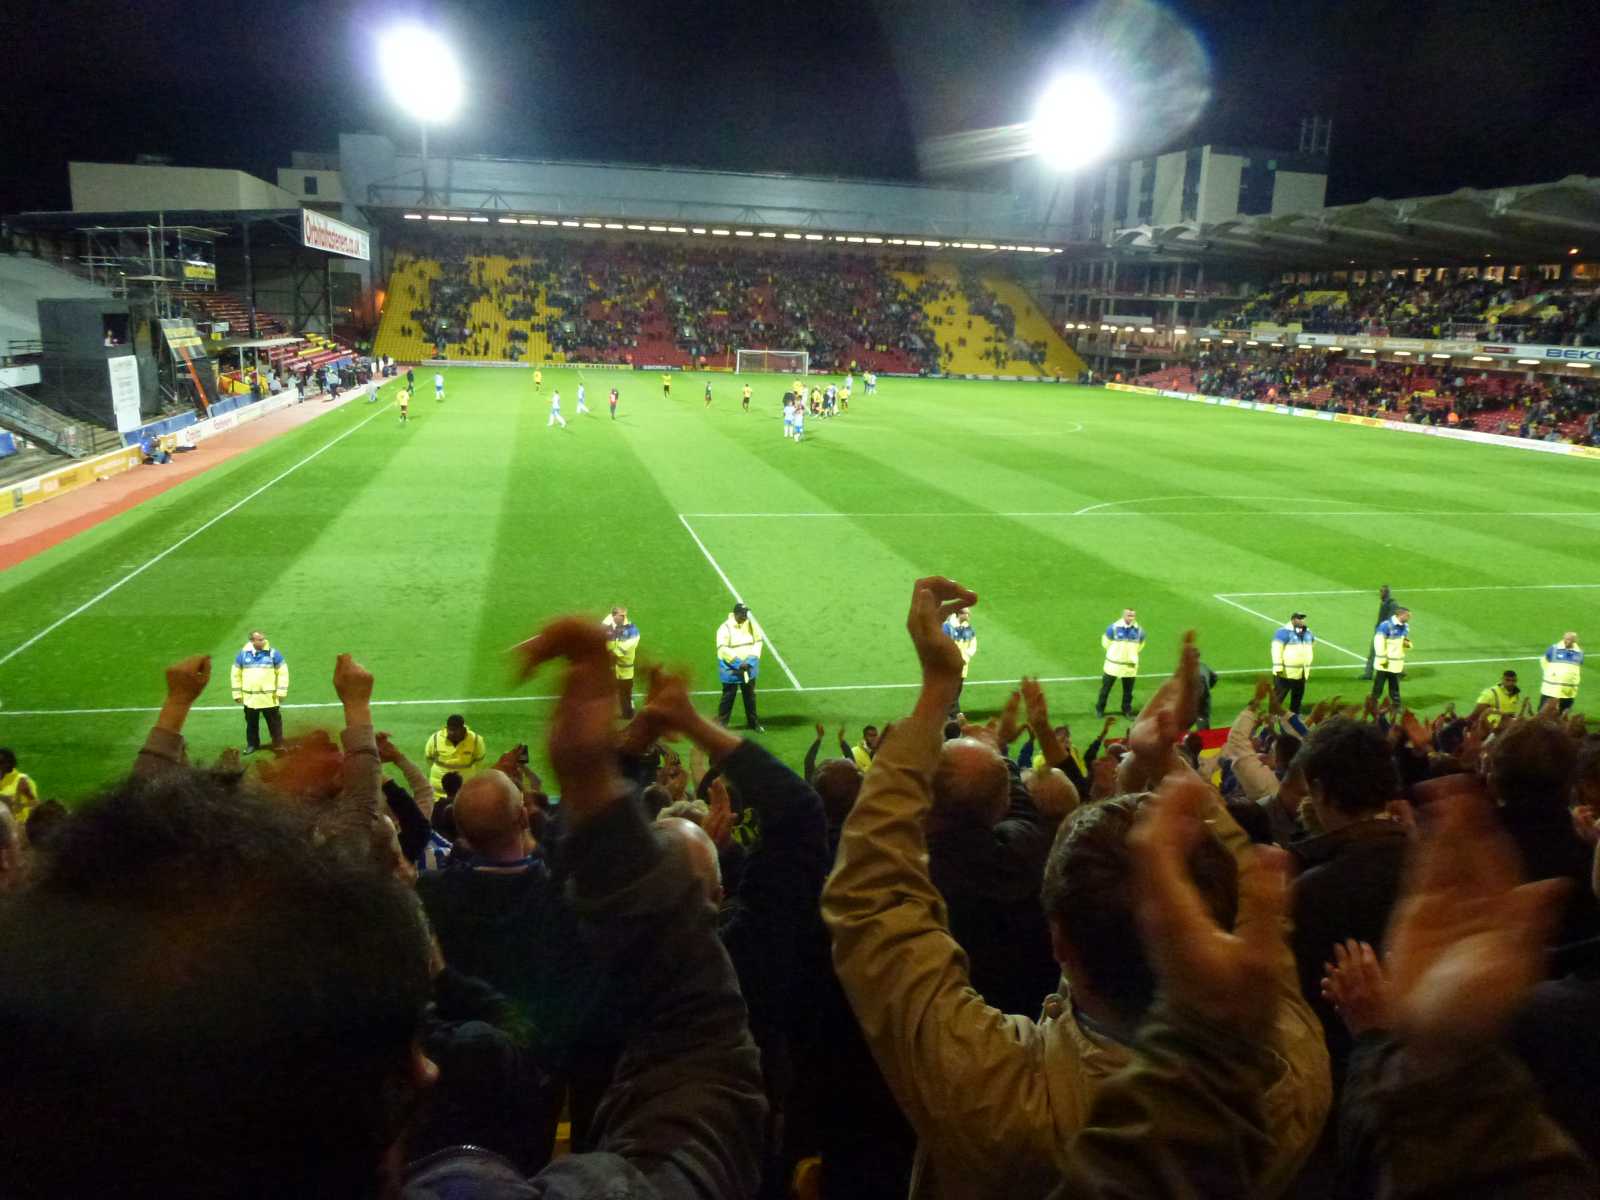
xmin=1102 ymin=175 xmax=1600 ymax=268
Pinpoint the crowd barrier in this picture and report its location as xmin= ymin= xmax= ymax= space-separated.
xmin=3 ymin=381 xmax=379 ymax=522
xmin=2 ymin=444 xmax=145 ymax=517
xmin=1106 ymin=382 xmax=1600 ymax=461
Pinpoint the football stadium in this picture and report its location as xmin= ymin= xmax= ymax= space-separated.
xmin=3 ymin=2 xmax=1600 ymax=1196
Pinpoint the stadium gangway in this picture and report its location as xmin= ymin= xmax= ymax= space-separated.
xmin=0 ymin=383 xmax=95 ymax=459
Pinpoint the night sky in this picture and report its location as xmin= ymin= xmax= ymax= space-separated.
xmin=3 ymin=0 xmax=1597 ymax=217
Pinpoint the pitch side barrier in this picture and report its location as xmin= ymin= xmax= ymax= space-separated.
xmin=1107 ymin=382 xmax=1600 ymax=462
xmin=1 ymin=380 xmax=382 ymax=520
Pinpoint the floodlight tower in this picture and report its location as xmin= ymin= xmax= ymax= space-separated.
xmin=379 ymin=24 xmax=464 ymax=206
xmin=1031 ymin=73 xmax=1118 ymax=239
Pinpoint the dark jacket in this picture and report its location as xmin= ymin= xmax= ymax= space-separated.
xmin=927 ymin=766 xmax=1060 ymax=1017
xmin=405 ymin=792 xmax=767 ymax=1200
xmin=1339 ymin=1035 xmax=1596 ymax=1199
xmin=1509 ymin=942 xmax=1600 ymax=1164
xmin=1500 ymin=808 xmax=1600 ymax=947
xmin=1290 ymin=817 xmax=1410 ymax=1084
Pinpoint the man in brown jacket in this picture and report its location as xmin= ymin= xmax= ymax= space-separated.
xmin=823 ymin=613 xmax=1331 ymax=1200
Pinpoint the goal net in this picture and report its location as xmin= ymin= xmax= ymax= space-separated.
xmin=735 ymin=349 xmax=809 ymax=375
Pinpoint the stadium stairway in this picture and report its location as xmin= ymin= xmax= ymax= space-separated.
xmin=898 ymin=263 xmax=1084 ymax=377
xmin=374 ymin=255 xmax=555 ymax=364
xmin=984 ymin=279 xmax=1086 ymax=378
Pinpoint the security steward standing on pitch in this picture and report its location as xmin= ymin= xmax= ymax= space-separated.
xmin=1361 ymin=585 xmax=1399 ymax=679
xmin=423 ymin=714 xmax=487 ymax=800
xmin=1270 ymin=612 xmax=1315 ymax=714
xmin=716 ymin=602 xmax=766 ymax=730
xmin=231 ymin=629 xmax=288 ymax=754
xmin=1471 ymin=670 xmax=1526 ymax=728
xmin=1370 ymin=606 xmax=1412 ymax=707
xmin=1096 ymin=608 xmax=1146 ymax=718
xmin=1541 ymin=631 xmax=1584 ymax=713
xmin=602 ymin=606 xmax=641 ymax=717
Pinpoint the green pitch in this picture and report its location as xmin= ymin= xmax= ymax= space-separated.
xmin=4 ymin=368 xmax=1599 ymax=803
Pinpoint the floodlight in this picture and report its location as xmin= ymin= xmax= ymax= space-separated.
xmin=380 ymin=25 xmax=463 ymax=124
xmin=1031 ymin=73 xmax=1117 ymax=171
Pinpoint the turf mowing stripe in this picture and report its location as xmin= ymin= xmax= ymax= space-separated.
xmin=0 ymin=657 xmax=1543 ymax=718
xmin=1212 ymin=593 xmax=1369 ymax=663
xmin=675 ymin=512 xmax=805 ymax=690
xmin=0 ymin=402 xmax=394 ymax=670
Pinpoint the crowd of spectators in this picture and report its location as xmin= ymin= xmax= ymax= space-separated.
xmin=395 ymin=235 xmax=945 ymax=372
xmin=1179 ymin=348 xmax=1600 ymax=445
xmin=4 ymin=578 xmax=1600 ymax=1198
xmin=1228 ymin=274 xmax=1600 ymax=345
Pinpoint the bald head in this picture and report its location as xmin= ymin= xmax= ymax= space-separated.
xmin=453 ymin=770 xmax=526 ymax=859
xmin=932 ymin=738 xmax=1010 ymax=829
xmin=655 ymin=816 xmax=722 ymax=905
xmin=1024 ymin=766 xmax=1080 ymax=820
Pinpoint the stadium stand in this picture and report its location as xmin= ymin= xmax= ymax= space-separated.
xmin=373 ymin=236 xmax=1084 ymax=377
xmin=1139 ymin=349 xmax=1600 ymax=445
xmin=1224 ymin=274 xmax=1600 ymax=344
xmin=174 ymin=287 xmax=354 ymax=392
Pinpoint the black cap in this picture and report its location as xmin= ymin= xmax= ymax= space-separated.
xmin=1291 ymin=611 xmax=1307 ymax=620
xmin=733 ymin=603 xmax=749 ymax=618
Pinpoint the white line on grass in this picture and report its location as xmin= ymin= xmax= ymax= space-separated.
xmin=1212 ymin=593 xmax=1369 ymax=663
xmin=0 ymin=656 xmax=1544 ymax=719
xmin=675 ymin=512 xmax=805 ymax=691
xmin=0 ymin=402 xmax=394 ymax=670
xmin=1222 ymin=583 xmax=1600 ymax=597
xmin=682 ymin=509 xmax=1600 ymax=519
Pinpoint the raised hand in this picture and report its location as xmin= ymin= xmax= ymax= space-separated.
xmin=1130 ymin=769 xmax=1289 ymax=1034
xmin=515 ymin=616 xmax=623 ymax=824
xmin=1383 ymin=782 xmax=1568 ymax=1055
xmin=997 ymin=689 xmax=1025 ymax=747
xmin=1398 ymin=709 xmax=1431 ymax=754
xmin=705 ymin=775 xmax=735 ymax=848
xmin=164 ymin=655 xmax=212 ymax=703
xmin=375 ymin=732 xmax=402 ymax=764
xmin=906 ymin=575 xmax=977 ymax=713
xmin=1321 ymin=939 xmax=1392 ymax=1037
xmin=1126 ymin=631 xmax=1198 ymax=777
xmin=332 ymin=653 xmax=374 ymax=714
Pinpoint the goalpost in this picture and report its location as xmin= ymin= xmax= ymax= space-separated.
xmin=735 ymin=349 xmax=809 ymax=375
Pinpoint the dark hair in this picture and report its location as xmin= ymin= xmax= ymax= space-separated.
xmin=1041 ymin=796 xmax=1237 ymax=1019
xmin=640 ymin=783 xmax=674 ymax=819
xmin=446 ymin=714 xmax=466 ymax=729
xmin=24 ymin=799 xmax=69 ymax=849
xmin=1291 ymin=717 xmax=1399 ymax=817
xmin=1489 ymin=720 xmax=1578 ymax=816
xmin=811 ymin=759 xmax=863 ymax=828
xmin=0 ymin=747 xmax=15 ymax=772
xmin=0 ymin=770 xmax=433 ymax=1196
xmin=441 ymin=771 xmax=464 ymax=799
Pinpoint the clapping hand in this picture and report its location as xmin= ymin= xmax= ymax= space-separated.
xmin=1384 ymin=781 xmax=1567 ymax=1055
xmin=906 ymin=576 xmax=977 ymax=715
xmin=1130 ymin=768 xmax=1289 ymax=1035
xmin=1321 ymin=940 xmax=1393 ymax=1037
xmin=515 ymin=617 xmax=623 ymax=824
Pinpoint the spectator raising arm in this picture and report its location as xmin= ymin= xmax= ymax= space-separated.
xmin=135 ymin=655 xmax=213 ymax=776
xmin=823 ymin=578 xmax=1073 ymax=1195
